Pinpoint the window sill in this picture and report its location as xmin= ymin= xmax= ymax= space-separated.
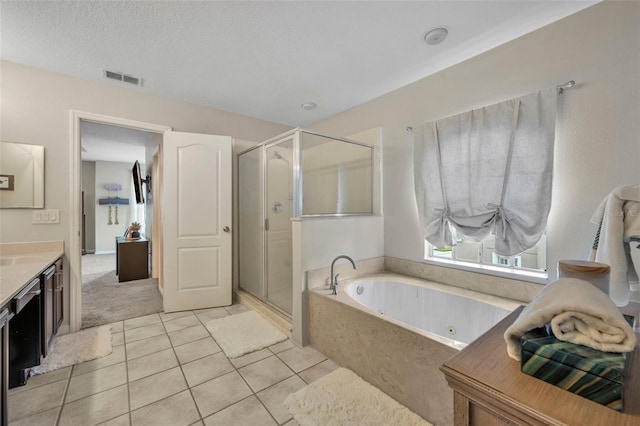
xmin=423 ymin=257 xmax=549 ymax=285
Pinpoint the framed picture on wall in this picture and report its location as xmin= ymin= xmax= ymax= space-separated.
xmin=0 ymin=174 xmax=14 ymax=190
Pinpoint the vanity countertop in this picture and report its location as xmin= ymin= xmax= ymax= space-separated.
xmin=0 ymin=241 xmax=64 ymax=308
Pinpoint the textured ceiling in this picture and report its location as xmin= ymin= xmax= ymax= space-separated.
xmin=81 ymin=121 xmax=151 ymax=163
xmin=1 ymin=1 xmax=598 ymax=127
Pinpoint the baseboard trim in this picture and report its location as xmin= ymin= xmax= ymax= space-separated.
xmin=94 ymin=250 xmax=115 ymax=255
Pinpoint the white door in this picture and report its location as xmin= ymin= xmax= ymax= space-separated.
xmin=162 ymin=131 xmax=232 ymax=312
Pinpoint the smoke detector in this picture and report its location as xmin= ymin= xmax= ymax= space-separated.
xmin=104 ymin=70 xmax=143 ymax=86
xmin=423 ymin=27 xmax=449 ymax=46
xmin=301 ymin=102 xmax=317 ymax=111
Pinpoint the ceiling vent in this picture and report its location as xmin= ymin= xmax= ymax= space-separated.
xmin=104 ymin=70 xmax=143 ymax=86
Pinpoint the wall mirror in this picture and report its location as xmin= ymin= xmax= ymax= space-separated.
xmin=0 ymin=141 xmax=45 ymax=208
xmin=300 ymin=133 xmax=373 ymax=216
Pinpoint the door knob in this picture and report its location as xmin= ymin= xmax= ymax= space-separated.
xmin=223 ymin=226 xmax=230 ymax=233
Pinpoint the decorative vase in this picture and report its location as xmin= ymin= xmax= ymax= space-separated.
xmin=131 ymin=231 xmax=140 ymax=239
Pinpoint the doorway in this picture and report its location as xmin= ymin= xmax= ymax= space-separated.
xmin=69 ymin=111 xmax=171 ymax=332
xmin=79 ymin=121 xmax=162 ymax=327
xmin=70 ymin=111 xmax=235 ymax=331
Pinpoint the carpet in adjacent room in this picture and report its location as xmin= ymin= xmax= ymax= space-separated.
xmin=82 ymin=269 xmax=163 ymax=328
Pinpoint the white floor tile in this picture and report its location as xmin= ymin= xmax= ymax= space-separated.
xmin=130 ymin=390 xmax=200 ymax=426
xmin=276 ymin=345 xmax=326 ymax=373
xmin=123 ymin=313 xmax=162 ymax=331
xmin=8 ymin=379 xmax=66 ymax=422
xmin=128 ymin=367 xmax=188 ymax=410
xmin=238 ymin=356 xmax=294 ymax=392
xmin=8 ymin=406 xmax=60 ymax=426
xmin=191 ymin=371 xmax=253 ymax=418
xmin=58 ymin=385 xmax=129 ymax=426
xmin=182 ymin=352 xmax=234 ymax=388
xmin=203 ymin=395 xmax=276 ymax=426
xmin=257 ymin=375 xmax=307 ymax=424
xmin=127 ymin=348 xmax=178 ymax=381
xmin=72 ymin=345 xmax=126 ymax=376
xmin=125 ymin=334 xmax=171 ymax=360
xmin=174 ymin=337 xmax=221 ymax=365
xmin=66 ymin=362 xmax=127 ymax=403
xmin=168 ymin=324 xmax=210 ymax=347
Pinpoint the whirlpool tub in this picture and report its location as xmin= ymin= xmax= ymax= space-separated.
xmin=345 ymin=276 xmax=520 ymax=349
xmin=307 ymin=273 xmax=522 ymax=424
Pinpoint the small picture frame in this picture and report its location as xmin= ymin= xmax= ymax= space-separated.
xmin=0 ymin=174 xmax=14 ymax=190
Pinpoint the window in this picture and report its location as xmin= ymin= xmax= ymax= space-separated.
xmin=424 ymin=230 xmax=547 ymax=278
xmin=414 ymin=89 xmax=556 ymax=263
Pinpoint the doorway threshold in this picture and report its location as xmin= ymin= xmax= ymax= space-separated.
xmin=235 ymin=289 xmax=292 ymax=339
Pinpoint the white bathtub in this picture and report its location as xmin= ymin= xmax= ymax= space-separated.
xmin=343 ymin=275 xmax=521 ymax=350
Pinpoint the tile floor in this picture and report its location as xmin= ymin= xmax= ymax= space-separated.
xmin=8 ymin=303 xmax=340 ymax=426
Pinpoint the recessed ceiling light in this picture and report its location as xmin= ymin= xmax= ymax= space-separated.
xmin=423 ymin=27 xmax=448 ymax=46
xmin=301 ymin=102 xmax=317 ymax=111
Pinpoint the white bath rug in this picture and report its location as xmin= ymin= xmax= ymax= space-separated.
xmin=205 ymin=310 xmax=287 ymax=358
xmin=30 ymin=326 xmax=113 ymax=375
xmin=284 ymin=367 xmax=432 ymax=426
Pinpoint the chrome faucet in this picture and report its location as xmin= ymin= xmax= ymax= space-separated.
xmin=330 ymin=255 xmax=356 ymax=295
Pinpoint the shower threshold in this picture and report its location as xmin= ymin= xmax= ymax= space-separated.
xmin=235 ymin=289 xmax=293 ymax=338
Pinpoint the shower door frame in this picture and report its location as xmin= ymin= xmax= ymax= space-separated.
xmin=237 ymin=129 xmax=300 ymax=318
xmin=263 ymin=135 xmax=296 ymax=315
xmin=237 ymin=128 xmax=376 ymax=320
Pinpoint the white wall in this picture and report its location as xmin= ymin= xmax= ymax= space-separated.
xmin=292 ymin=127 xmax=384 ymax=344
xmin=94 ymin=161 xmax=134 ymax=253
xmin=310 ymin=1 xmax=640 ymax=285
xmin=0 ymin=60 xmax=290 ymax=245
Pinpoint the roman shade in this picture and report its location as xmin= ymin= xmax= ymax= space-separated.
xmin=414 ymin=89 xmax=556 ymax=256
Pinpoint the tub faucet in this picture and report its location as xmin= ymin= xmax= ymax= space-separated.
xmin=330 ymin=255 xmax=356 ymax=295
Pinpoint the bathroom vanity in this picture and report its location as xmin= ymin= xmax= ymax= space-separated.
xmin=0 ymin=241 xmax=64 ymax=424
xmin=441 ymin=306 xmax=640 ymax=425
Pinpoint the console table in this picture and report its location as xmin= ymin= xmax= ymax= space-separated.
xmin=115 ymin=237 xmax=149 ymax=282
xmin=441 ymin=306 xmax=640 ymax=425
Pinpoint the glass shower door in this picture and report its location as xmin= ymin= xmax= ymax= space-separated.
xmin=238 ymin=147 xmax=264 ymax=298
xmin=265 ymin=140 xmax=293 ymax=314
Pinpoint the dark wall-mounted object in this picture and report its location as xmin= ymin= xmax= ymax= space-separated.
xmin=141 ymin=175 xmax=151 ymax=194
xmin=132 ymin=161 xmax=145 ymax=204
xmin=98 ymin=197 xmax=129 ymax=205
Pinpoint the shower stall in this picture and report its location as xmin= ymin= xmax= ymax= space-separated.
xmin=237 ymin=129 xmax=373 ymax=316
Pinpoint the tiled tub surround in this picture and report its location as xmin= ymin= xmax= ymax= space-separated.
xmin=384 ymin=256 xmax=544 ymax=303
xmin=306 ymin=256 xmax=543 ymax=304
xmin=0 ymin=241 xmax=64 ymax=306
xmin=7 ymin=303 xmax=339 ymax=425
xmin=308 ymin=272 xmax=522 ymax=425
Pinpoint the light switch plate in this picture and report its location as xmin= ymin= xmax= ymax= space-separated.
xmin=32 ymin=209 xmax=60 ymax=224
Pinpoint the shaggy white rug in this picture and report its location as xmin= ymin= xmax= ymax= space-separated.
xmin=205 ymin=310 xmax=287 ymax=358
xmin=30 ymin=326 xmax=113 ymax=375
xmin=284 ymin=368 xmax=432 ymax=426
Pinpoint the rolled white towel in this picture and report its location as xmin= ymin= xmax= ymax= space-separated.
xmin=504 ymin=278 xmax=637 ymax=361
